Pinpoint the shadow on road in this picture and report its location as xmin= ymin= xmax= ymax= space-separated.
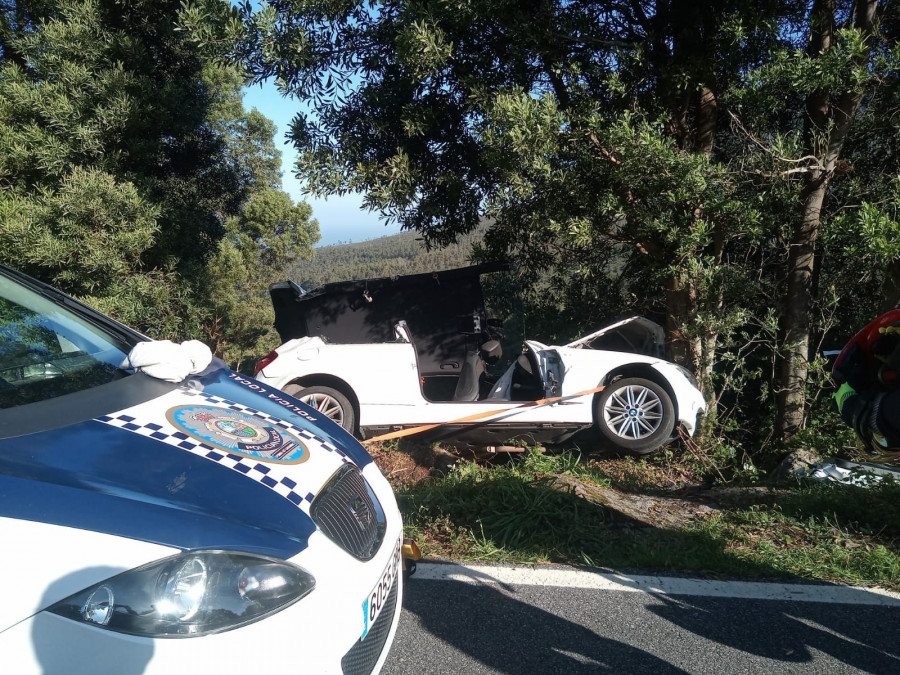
xmin=647 ymin=593 xmax=900 ymax=671
xmin=388 ymin=570 xmax=900 ymax=673
xmin=391 ymin=579 xmax=689 ymax=674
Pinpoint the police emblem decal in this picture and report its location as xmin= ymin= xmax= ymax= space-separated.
xmin=166 ymin=405 xmax=309 ymax=464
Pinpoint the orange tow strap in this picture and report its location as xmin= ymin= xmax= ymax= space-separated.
xmin=361 ymin=386 xmax=605 ymax=444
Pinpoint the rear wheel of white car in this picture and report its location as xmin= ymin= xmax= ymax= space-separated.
xmin=595 ymin=377 xmax=675 ymax=455
xmin=285 ymin=384 xmax=356 ymax=434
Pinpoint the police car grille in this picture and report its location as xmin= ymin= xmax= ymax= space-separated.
xmin=340 ymin=577 xmax=399 ymax=675
xmin=311 ymin=465 xmax=385 ymax=560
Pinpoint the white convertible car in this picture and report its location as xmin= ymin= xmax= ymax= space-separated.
xmin=0 ymin=264 xmax=403 ymax=674
xmin=255 ymin=264 xmax=706 ymax=454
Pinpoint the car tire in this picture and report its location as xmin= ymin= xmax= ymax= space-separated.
xmin=284 ymin=384 xmax=356 ymax=434
xmin=594 ymin=377 xmax=675 ymax=455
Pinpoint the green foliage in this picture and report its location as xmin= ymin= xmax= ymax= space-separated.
xmin=205 ymin=65 xmax=284 ymax=191
xmin=86 ymin=267 xmax=205 ymax=340
xmin=204 ymin=188 xmax=319 ymax=367
xmin=708 ymin=480 xmax=900 ymax=587
xmin=0 ymin=0 xmax=318 ymax=354
xmin=397 ymin=410 xmax=862 ymax=580
xmin=0 ymin=168 xmax=158 ymax=294
xmin=781 ymin=480 xmax=900 ymax=538
xmin=241 ymin=188 xmax=319 ymax=266
xmin=478 ymin=109 xmax=762 ymax=356
xmin=402 ymin=450 xmax=612 ymax=563
xmin=0 ymin=0 xmax=213 ymax=336
xmin=188 ymin=0 xmax=900 ymax=469
xmin=832 ymin=201 xmax=900 ymax=263
xmin=399 ymin=450 xmax=900 ymax=586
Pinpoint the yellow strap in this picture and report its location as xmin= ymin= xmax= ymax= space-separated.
xmin=361 ymin=386 xmax=605 ymax=444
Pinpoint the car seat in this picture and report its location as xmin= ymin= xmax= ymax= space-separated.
xmin=452 ymin=340 xmax=501 ymax=401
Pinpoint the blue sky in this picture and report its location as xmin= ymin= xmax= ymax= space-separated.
xmin=242 ymin=81 xmax=403 ymax=247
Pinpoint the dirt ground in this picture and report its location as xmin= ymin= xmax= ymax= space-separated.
xmin=364 ymin=439 xmax=782 ymax=529
xmin=364 ymin=439 xmax=476 ymax=490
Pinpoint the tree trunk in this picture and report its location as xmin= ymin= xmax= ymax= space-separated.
xmin=665 ymin=272 xmax=700 ymax=369
xmin=696 ymin=85 xmax=718 ymax=156
xmin=778 ymin=174 xmax=828 ymax=436
xmin=777 ymin=0 xmax=878 ymax=439
xmin=657 ymin=1 xmax=720 ymax=381
xmin=696 ymin=82 xmax=720 ymax=391
xmin=698 ymin=226 xmax=726 ymax=394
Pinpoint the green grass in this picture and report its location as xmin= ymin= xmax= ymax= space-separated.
xmin=398 ymin=449 xmax=900 ymax=589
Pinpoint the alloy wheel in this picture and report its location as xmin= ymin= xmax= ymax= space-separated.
xmin=299 ymin=392 xmax=345 ymax=427
xmin=602 ymin=384 xmax=664 ymax=440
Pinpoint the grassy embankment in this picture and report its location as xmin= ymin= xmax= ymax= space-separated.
xmin=373 ymin=444 xmax=900 ymax=591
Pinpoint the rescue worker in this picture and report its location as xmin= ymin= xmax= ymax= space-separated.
xmin=833 ymin=313 xmax=900 ymax=456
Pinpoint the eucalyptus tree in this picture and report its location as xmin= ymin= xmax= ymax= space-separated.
xmin=724 ymin=0 xmax=897 ymax=438
xmin=775 ymin=0 xmax=886 ymax=437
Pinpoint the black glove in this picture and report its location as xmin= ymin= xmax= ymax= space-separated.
xmin=833 ymin=343 xmax=869 ymax=390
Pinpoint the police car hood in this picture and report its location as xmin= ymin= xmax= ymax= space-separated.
xmin=0 ymin=369 xmax=374 ymax=563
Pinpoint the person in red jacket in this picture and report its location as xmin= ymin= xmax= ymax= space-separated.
xmin=832 ymin=311 xmax=900 ymax=457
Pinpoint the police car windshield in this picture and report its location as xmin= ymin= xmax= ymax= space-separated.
xmin=0 ymin=276 xmax=131 ymax=408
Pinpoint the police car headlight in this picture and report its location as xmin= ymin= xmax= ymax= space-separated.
xmin=48 ymin=551 xmax=315 ymax=637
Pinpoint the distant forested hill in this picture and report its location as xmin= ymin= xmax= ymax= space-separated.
xmin=283 ymin=227 xmax=486 ymax=289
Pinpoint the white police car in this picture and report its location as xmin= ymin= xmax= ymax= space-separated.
xmin=0 ymin=264 xmax=403 ymax=674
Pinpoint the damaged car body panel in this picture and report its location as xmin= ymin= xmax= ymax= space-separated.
xmin=258 ymin=264 xmax=706 ymax=454
xmin=564 ymin=316 xmax=666 ymax=359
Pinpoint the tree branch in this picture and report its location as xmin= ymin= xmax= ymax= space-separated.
xmin=728 ymin=111 xmax=826 ymax=172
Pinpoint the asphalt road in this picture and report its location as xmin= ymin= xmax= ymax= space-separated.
xmin=382 ymin=562 xmax=900 ymax=674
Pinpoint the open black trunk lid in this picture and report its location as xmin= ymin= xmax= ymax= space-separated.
xmin=270 ymin=262 xmax=509 ymax=376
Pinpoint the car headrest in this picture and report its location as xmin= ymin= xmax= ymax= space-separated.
xmin=480 ymin=339 xmax=502 ymax=363
xmin=516 ymin=353 xmax=533 ymax=375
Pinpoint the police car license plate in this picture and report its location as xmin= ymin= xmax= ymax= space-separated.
xmin=361 ymin=537 xmax=401 ymax=639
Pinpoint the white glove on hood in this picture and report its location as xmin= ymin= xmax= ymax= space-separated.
xmin=120 ymin=340 xmax=214 ymax=383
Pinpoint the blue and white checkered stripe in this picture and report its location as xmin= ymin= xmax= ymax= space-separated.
xmin=95 ymin=389 xmax=351 ymax=512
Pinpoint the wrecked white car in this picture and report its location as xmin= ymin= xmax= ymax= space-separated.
xmin=254 ymin=264 xmax=706 ymax=455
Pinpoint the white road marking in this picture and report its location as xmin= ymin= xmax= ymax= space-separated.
xmin=412 ymin=561 xmax=900 ymax=606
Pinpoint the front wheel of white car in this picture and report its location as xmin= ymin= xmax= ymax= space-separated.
xmin=595 ymin=377 xmax=675 ymax=455
xmin=284 ymin=384 xmax=356 ymax=434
